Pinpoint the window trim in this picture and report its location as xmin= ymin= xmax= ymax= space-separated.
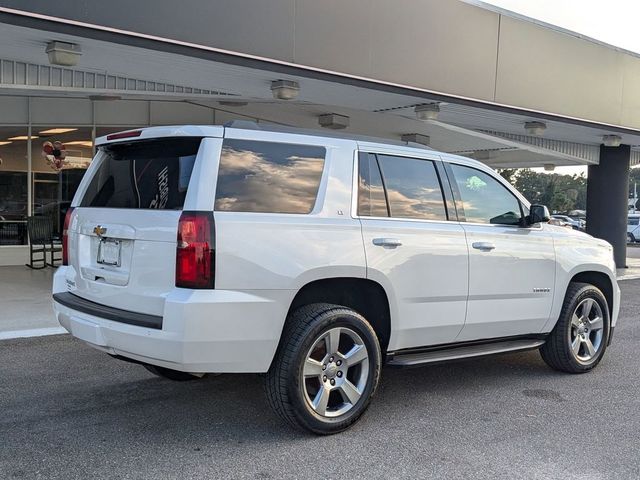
xmin=357 ymin=152 xmax=390 ymax=218
xmin=446 ymin=161 xmax=528 ymax=228
xmin=354 ymin=150 xmax=453 ymax=224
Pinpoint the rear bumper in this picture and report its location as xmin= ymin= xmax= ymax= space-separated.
xmin=53 ymin=292 xmax=162 ymax=329
xmin=53 ymin=268 xmax=292 ymax=373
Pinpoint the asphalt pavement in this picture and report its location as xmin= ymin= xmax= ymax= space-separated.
xmin=1 ymin=280 xmax=640 ymax=479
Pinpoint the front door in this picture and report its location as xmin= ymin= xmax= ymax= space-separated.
xmin=447 ymin=162 xmax=556 ymax=341
xmin=357 ymin=151 xmax=469 ymax=350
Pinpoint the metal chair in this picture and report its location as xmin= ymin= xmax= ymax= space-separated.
xmin=25 ymin=216 xmax=62 ymax=269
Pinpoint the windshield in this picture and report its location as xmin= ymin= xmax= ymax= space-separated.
xmin=80 ymin=138 xmax=200 ymax=209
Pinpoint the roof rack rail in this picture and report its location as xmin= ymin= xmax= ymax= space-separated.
xmin=223 ymin=120 xmax=261 ymax=129
xmin=222 ymin=120 xmax=434 ymax=150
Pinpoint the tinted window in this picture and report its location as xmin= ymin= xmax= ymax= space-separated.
xmin=377 ymin=155 xmax=447 ymax=221
xmin=629 ymin=217 xmax=640 ymax=226
xmin=450 ymin=164 xmax=522 ymax=225
xmin=81 ymin=138 xmax=199 ymax=209
xmin=215 ymin=140 xmax=325 ymax=214
xmin=358 ymin=153 xmax=389 ymax=217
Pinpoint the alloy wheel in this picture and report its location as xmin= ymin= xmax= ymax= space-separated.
xmin=569 ymin=298 xmax=604 ymax=364
xmin=301 ymin=327 xmax=370 ymax=418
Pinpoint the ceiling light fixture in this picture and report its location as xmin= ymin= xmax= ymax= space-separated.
xmin=318 ymin=113 xmax=349 ymax=129
xmin=271 ymin=79 xmax=300 ymax=100
xmin=401 ymin=133 xmax=430 ymax=146
xmin=38 ymin=128 xmax=78 ymax=135
xmin=415 ymin=103 xmax=440 ymax=121
xmin=524 ymin=121 xmax=547 ymax=136
xmin=219 ymin=100 xmax=249 ymax=107
xmin=89 ymin=95 xmax=122 ymax=101
xmin=8 ymin=136 xmax=38 ymax=141
xmin=602 ymin=135 xmax=622 ymax=147
xmin=46 ymin=41 xmax=82 ymax=67
xmin=0 ymin=141 xmax=12 ymax=146
xmin=472 ymin=150 xmax=493 ymax=161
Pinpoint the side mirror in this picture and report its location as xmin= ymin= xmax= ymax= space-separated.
xmin=528 ymin=204 xmax=550 ymax=225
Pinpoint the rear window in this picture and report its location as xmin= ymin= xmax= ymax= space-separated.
xmin=80 ymin=138 xmax=200 ymax=209
xmin=215 ymin=139 xmax=325 ymax=214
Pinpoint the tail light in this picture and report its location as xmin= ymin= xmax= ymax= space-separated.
xmin=175 ymin=211 xmax=215 ymax=289
xmin=62 ymin=207 xmax=75 ymax=266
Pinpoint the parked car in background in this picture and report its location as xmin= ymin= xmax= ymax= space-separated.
xmin=552 ymin=214 xmax=585 ymax=231
xmin=53 ymin=124 xmax=620 ymax=434
xmin=628 ymin=213 xmax=640 ymax=243
xmin=549 ymin=216 xmax=571 ymax=228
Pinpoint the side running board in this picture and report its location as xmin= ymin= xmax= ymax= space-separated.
xmin=387 ymin=338 xmax=546 ymax=367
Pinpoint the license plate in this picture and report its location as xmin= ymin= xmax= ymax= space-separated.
xmin=97 ymin=239 xmax=121 ymax=266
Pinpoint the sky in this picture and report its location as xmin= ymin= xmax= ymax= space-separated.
xmin=482 ymin=0 xmax=640 ymax=55
xmin=481 ymin=0 xmax=640 ymax=176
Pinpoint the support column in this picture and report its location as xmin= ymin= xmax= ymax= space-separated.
xmin=586 ymin=144 xmax=630 ymax=268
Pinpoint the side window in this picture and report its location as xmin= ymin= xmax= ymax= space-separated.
xmin=629 ymin=217 xmax=640 ymax=226
xmin=215 ymin=139 xmax=325 ymax=214
xmin=358 ymin=153 xmax=389 ymax=217
xmin=449 ymin=163 xmax=523 ymax=225
xmin=377 ymin=155 xmax=447 ymax=221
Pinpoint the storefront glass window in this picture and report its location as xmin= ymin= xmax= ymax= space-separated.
xmin=0 ymin=114 xmax=170 ymax=251
xmin=0 ymin=127 xmax=28 ymax=245
xmin=32 ymin=127 xmax=94 ymax=239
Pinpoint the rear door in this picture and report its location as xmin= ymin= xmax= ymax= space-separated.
xmin=357 ymin=150 xmax=469 ymax=350
xmin=446 ymin=161 xmax=556 ymax=341
xmin=66 ymin=136 xmax=215 ymax=316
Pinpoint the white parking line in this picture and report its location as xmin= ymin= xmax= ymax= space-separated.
xmin=618 ymin=274 xmax=640 ymax=281
xmin=0 ymin=327 xmax=68 ymax=340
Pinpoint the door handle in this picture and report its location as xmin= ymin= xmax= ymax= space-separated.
xmin=373 ymin=238 xmax=402 ymax=248
xmin=472 ymin=241 xmax=496 ymax=251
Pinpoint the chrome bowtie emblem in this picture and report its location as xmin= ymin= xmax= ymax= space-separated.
xmin=93 ymin=225 xmax=107 ymax=238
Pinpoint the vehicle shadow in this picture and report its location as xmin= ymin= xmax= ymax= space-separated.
xmin=25 ymin=348 xmax=567 ymax=444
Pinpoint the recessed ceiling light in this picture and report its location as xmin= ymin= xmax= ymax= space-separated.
xmin=39 ymin=128 xmax=78 ymax=135
xmin=0 ymin=141 xmax=12 ymax=146
xmin=219 ymin=100 xmax=249 ymax=107
xmin=8 ymin=136 xmax=38 ymax=141
xmin=65 ymin=140 xmax=93 ymax=147
xmin=89 ymin=95 xmax=122 ymax=101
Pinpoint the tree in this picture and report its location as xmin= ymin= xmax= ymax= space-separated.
xmin=496 ymin=168 xmax=587 ymax=213
xmin=498 ymin=168 xmax=517 ymax=185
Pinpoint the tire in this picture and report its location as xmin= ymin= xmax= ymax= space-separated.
xmin=540 ymin=282 xmax=610 ymax=373
xmin=628 ymin=233 xmax=635 ymax=244
xmin=143 ymin=364 xmax=204 ymax=382
xmin=265 ymin=303 xmax=382 ymax=435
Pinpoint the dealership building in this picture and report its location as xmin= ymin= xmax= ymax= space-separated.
xmin=1 ymin=0 xmax=640 ymax=267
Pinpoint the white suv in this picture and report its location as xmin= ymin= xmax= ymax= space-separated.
xmin=53 ymin=123 xmax=620 ymax=434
